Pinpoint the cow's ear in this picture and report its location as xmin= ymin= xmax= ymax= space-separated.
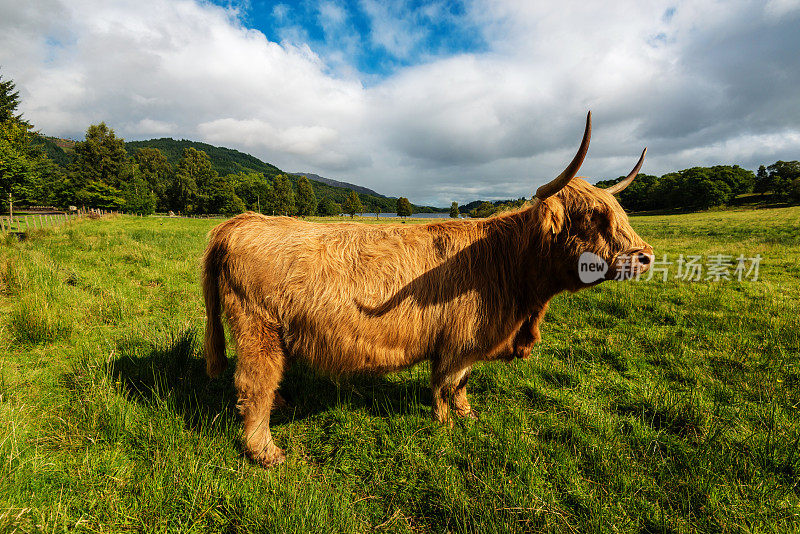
xmin=539 ymin=200 xmax=565 ymax=236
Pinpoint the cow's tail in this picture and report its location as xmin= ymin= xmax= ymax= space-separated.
xmin=202 ymin=230 xmax=228 ymax=378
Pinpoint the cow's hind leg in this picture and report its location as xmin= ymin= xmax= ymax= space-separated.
xmin=230 ymin=305 xmax=287 ymax=467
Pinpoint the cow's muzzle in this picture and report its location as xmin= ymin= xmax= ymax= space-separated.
xmin=607 ymin=246 xmax=654 ymax=281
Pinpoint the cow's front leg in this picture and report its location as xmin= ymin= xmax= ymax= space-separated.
xmin=431 ymin=362 xmax=451 ymax=425
xmin=451 ymin=368 xmax=477 ymax=419
xmin=431 ymin=361 xmax=476 ymax=424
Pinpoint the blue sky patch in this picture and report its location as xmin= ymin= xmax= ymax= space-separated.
xmin=214 ymin=0 xmax=488 ymax=77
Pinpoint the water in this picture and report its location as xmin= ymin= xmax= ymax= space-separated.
xmin=362 ymin=212 xmax=462 ymax=219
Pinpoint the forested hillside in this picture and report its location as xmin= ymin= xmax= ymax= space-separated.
xmin=126 ymin=138 xmax=281 ymax=178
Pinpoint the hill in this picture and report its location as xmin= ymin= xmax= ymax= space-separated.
xmin=31 ymin=135 xmax=74 ymax=167
xmin=124 ymin=138 xmax=428 ymax=212
xmin=291 ymin=172 xmax=385 ymax=198
xmin=125 ymin=138 xmax=282 ymax=178
xmin=34 ymin=134 xmax=446 ymax=212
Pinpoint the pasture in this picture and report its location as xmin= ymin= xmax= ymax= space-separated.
xmin=1 ymin=208 xmax=799 ymax=533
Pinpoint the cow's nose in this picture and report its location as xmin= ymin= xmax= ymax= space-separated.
xmin=637 ymin=253 xmax=651 ymax=265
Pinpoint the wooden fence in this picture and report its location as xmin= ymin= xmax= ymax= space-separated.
xmin=0 ymin=208 xmax=120 ymax=234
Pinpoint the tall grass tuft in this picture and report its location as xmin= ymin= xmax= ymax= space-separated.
xmin=9 ymin=294 xmax=72 ymax=345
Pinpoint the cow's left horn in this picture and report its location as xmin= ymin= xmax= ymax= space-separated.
xmin=532 ymin=111 xmax=592 ymax=204
xmin=605 ymin=148 xmax=647 ymax=195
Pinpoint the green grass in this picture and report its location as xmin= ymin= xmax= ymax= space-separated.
xmin=1 ymin=208 xmax=799 ymax=533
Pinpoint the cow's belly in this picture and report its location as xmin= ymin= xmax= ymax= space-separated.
xmin=280 ymin=308 xmax=436 ymax=375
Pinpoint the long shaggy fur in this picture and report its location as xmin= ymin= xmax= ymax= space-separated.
xmin=202 ymin=178 xmax=652 ymax=466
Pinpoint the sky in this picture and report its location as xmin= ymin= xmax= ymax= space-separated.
xmin=1 ymin=0 xmax=799 ymax=206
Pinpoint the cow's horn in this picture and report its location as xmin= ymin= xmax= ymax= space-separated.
xmin=533 ymin=111 xmax=591 ymax=203
xmin=605 ymin=147 xmax=647 ymax=195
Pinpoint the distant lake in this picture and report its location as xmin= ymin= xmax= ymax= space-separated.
xmin=362 ymin=212 xmax=463 ymax=219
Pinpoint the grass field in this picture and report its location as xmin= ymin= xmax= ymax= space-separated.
xmin=1 ymin=208 xmax=799 ymax=533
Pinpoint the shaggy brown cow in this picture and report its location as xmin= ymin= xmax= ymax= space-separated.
xmin=202 ymin=112 xmax=653 ymax=467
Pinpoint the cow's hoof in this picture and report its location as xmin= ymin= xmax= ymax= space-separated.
xmin=464 ymin=410 xmax=479 ymax=421
xmin=432 ymin=414 xmax=454 ymax=428
xmin=253 ymin=448 xmax=285 ymax=468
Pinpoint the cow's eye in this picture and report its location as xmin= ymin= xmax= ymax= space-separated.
xmin=590 ymin=212 xmax=611 ymax=234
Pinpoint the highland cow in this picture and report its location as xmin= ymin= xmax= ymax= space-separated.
xmin=202 ymin=112 xmax=653 ymax=467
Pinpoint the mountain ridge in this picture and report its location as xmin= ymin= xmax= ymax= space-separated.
xmin=291 ymin=172 xmax=386 ymax=199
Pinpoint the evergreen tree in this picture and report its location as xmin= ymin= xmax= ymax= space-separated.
xmin=1 ymin=121 xmax=38 ymax=210
xmin=1 ymin=72 xmax=54 ymax=211
xmin=449 ymin=201 xmax=459 ymax=218
xmin=0 ymin=73 xmax=26 ymax=124
xmin=342 ymin=190 xmax=363 ymax=218
xmin=272 ymin=174 xmax=296 ymax=215
xmin=754 ymin=165 xmax=770 ymax=195
xmin=396 ymin=196 xmax=412 ymax=218
xmin=296 ymin=175 xmax=317 ymax=216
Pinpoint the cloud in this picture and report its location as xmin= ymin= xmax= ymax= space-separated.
xmin=1 ymin=0 xmax=799 ymax=206
xmin=132 ymin=118 xmax=177 ymax=135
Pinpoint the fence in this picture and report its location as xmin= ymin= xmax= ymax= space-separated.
xmin=0 ymin=208 xmax=119 ymax=234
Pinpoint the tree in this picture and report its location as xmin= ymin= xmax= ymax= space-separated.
xmin=789 ymin=178 xmax=800 ymax=203
xmin=1 ymin=121 xmax=37 ymax=210
xmin=169 ymin=148 xmax=215 ymax=213
xmin=318 ymin=197 xmax=341 ymax=216
xmin=449 ymin=201 xmax=459 ymax=218
xmin=69 ymin=123 xmax=130 ymax=193
xmin=755 ymin=165 xmax=770 ymax=195
xmin=469 ymin=201 xmax=496 ymax=218
xmin=296 ymin=176 xmax=317 ymax=216
xmin=0 ymin=73 xmax=26 ymax=124
xmin=272 ymin=174 xmax=296 ymax=215
xmin=76 ymin=180 xmax=125 ymax=210
xmin=396 ymin=196 xmax=412 ymax=218
xmin=0 ymin=73 xmax=53 ymax=212
xmin=123 ymin=170 xmax=157 ymax=215
xmin=206 ymin=174 xmax=246 ymax=215
xmin=134 ymin=147 xmax=172 ymax=210
xmin=342 ymin=190 xmax=363 ymax=218
xmin=766 ymin=161 xmax=800 ymax=200
xmin=230 ymin=172 xmax=271 ymax=212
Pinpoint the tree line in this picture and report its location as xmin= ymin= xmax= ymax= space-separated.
xmin=596 ymin=163 xmax=800 ymax=211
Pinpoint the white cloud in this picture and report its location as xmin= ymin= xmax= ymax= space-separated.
xmin=132 ymin=118 xmax=177 ymax=135
xmin=1 ymin=0 xmax=799 ymax=205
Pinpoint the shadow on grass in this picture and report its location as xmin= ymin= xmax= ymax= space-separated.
xmin=105 ymin=328 xmax=433 ymax=435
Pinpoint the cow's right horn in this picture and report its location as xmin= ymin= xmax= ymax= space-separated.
xmin=604 ymin=147 xmax=647 ymax=195
xmin=531 ymin=111 xmax=591 ymax=207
